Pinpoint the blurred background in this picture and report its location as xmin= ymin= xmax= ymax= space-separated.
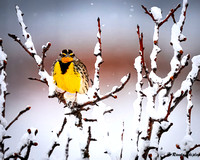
xmin=0 ymin=0 xmax=200 ymax=159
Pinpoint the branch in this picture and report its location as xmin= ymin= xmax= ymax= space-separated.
xmin=92 ymin=17 xmax=103 ymax=95
xmin=48 ymin=117 xmax=67 ymax=157
xmin=6 ymin=106 xmax=31 ymax=130
xmin=65 ymin=137 xmax=72 ymax=160
xmin=185 ymin=144 xmax=200 ymax=157
xmin=8 ymin=6 xmax=56 ymax=98
xmin=77 ymin=73 xmax=130 ymax=108
xmin=158 ymin=4 xmax=181 ymax=27
xmin=82 ymin=126 xmax=92 ymax=158
xmin=141 ymin=4 xmax=181 ymax=27
xmin=41 ymin=42 xmax=51 ymax=71
xmin=11 ymin=128 xmax=38 ymax=160
xmin=136 ymin=25 xmax=152 ymax=87
xmin=120 ymin=122 xmax=125 ymax=160
xmin=0 ymin=38 xmax=8 ymax=117
xmin=170 ymin=56 xmax=200 ymax=112
xmin=141 ymin=5 xmax=156 ymax=22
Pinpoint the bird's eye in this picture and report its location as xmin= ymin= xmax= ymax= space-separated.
xmin=60 ymin=52 xmax=66 ymax=57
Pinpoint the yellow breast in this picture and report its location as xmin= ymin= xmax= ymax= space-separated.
xmin=53 ymin=61 xmax=81 ymax=93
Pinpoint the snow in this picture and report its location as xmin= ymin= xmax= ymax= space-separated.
xmin=34 ymin=54 xmax=42 ymax=65
xmin=0 ymin=125 xmax=6 ymax=142
xmin=97 ymin=31 xmax=101 ymax=39
xmin=120 ymin=74 xmax=129 ymax=84
xmin=160 ymin=121 xmax=171 ymax=130
xmin=42 ymin=42 xmax=51 ymax=50
xmin=0 ymin=43 xmax=7 ymax=119
xmin=150 ymin=7 xmax=162 ymax=21
xmin=171 ymin=24 xmax=182 ymax=52
xmin=94 ymin=42 xmax=101 ymax=56
xmin=0 ymin=47 xmax=7 ymax=62
xmin=177 ymin=0 xmax=188 ymax=27
xmin=134 ymin=56 xmax=142 ymax=72
xmin=181 ymin=54 xmax=189 ymax=66
xmin=16 ymin=5 xmax=37 ymax=54
xmin=181 ymin=135 xmax=193 ymax=151
xmin=192 ymin=55 xmax=200 ymax=67
xmin=17 ymin=127 xmax=38 ymax=153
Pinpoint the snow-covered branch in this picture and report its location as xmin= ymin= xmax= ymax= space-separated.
xmin=133 ymin=0 xmax=200 ymax=159
xmin=8 ymin=5 xmax=56 ymax=98
xmin=0 ymin=39 xmax=7 ymax=117
xmin=6 ymin=128 xmax=38 ymax=160
xmin=0 ymin=39 xmax=8 ymax=159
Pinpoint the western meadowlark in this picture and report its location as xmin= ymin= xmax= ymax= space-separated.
xmin=52 ymin=49 xmax=89 ymax=94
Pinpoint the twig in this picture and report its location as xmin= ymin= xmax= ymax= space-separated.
xmin=93 ymin=17 xmax=103 ymax=95
xmin=103 ymin=109 xmax=114 ymax=115
xmin=164 ymin=93 xmax=174 ymax=120
xmin=120 ymin=122 xmax=125 ymax=160
xmin=78 ymin=73 xmax=130 ymax=108
xmin=48 ymin=117 xmax=67 ymax=157
xmin=8 ymin=34 xmax=34 ymax=58
xmin=158 ymin=4 xmax=181 ymax=27
xmin=83 ymin=126 xmax=92 ymax=158
xmin=6 ymin=106 xmax=31 ymax=130
xmin=23 ymin=141 xmax=38 ymax=160
xmin=65 ymin=138 xmax=72 ymax=160
xmin=185 ymin=144 xmax=200 ymax=158
xmin=41 ymin=42 xmax=51 ymax=71
xmin=141 ymin=4 xmax=181 ymax=27
xmin=28 ymin=77 xmax=47 ymax=84
xmin=136 ymin=25 xmax=152 ymax=87
xmin=83 ymin=118 xmax=97 ymax=122
xmin=9 ymin=6 xmax=57 ymax=99
xmin=10 ymin=128 xmax=39 ymax=160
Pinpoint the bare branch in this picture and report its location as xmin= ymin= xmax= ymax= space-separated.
xmin=158 ymin=4 xmax=181 ymax=27
xmin=6 ymin=106 xmax=31 ymax=130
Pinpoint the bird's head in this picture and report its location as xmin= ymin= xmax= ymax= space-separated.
xmin=59 ymin=49 xmax=75 ymax=63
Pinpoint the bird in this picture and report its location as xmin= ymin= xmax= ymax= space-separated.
xmin=52 ymin=49 xmax=89 ymax=94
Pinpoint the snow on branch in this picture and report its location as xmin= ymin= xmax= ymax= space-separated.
xmin=8 ymin=5 xmax=56 ymax=98
xmin=73 ymin=17 xmax=130 ymax=110
xmin=0 ymin=38 xmax=35 ymax=159
xmin=0 ymin=39 xmax=7 ymax=118
xmin=5 ymin=128 xmax=38 ymax=160
xmin=133 ymin=0 xmax=200 ymax=159
xmin=0 ymin=39 xmax=8 ymax=159
xmin=9 ymin=6 xmax=131 ymax=159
